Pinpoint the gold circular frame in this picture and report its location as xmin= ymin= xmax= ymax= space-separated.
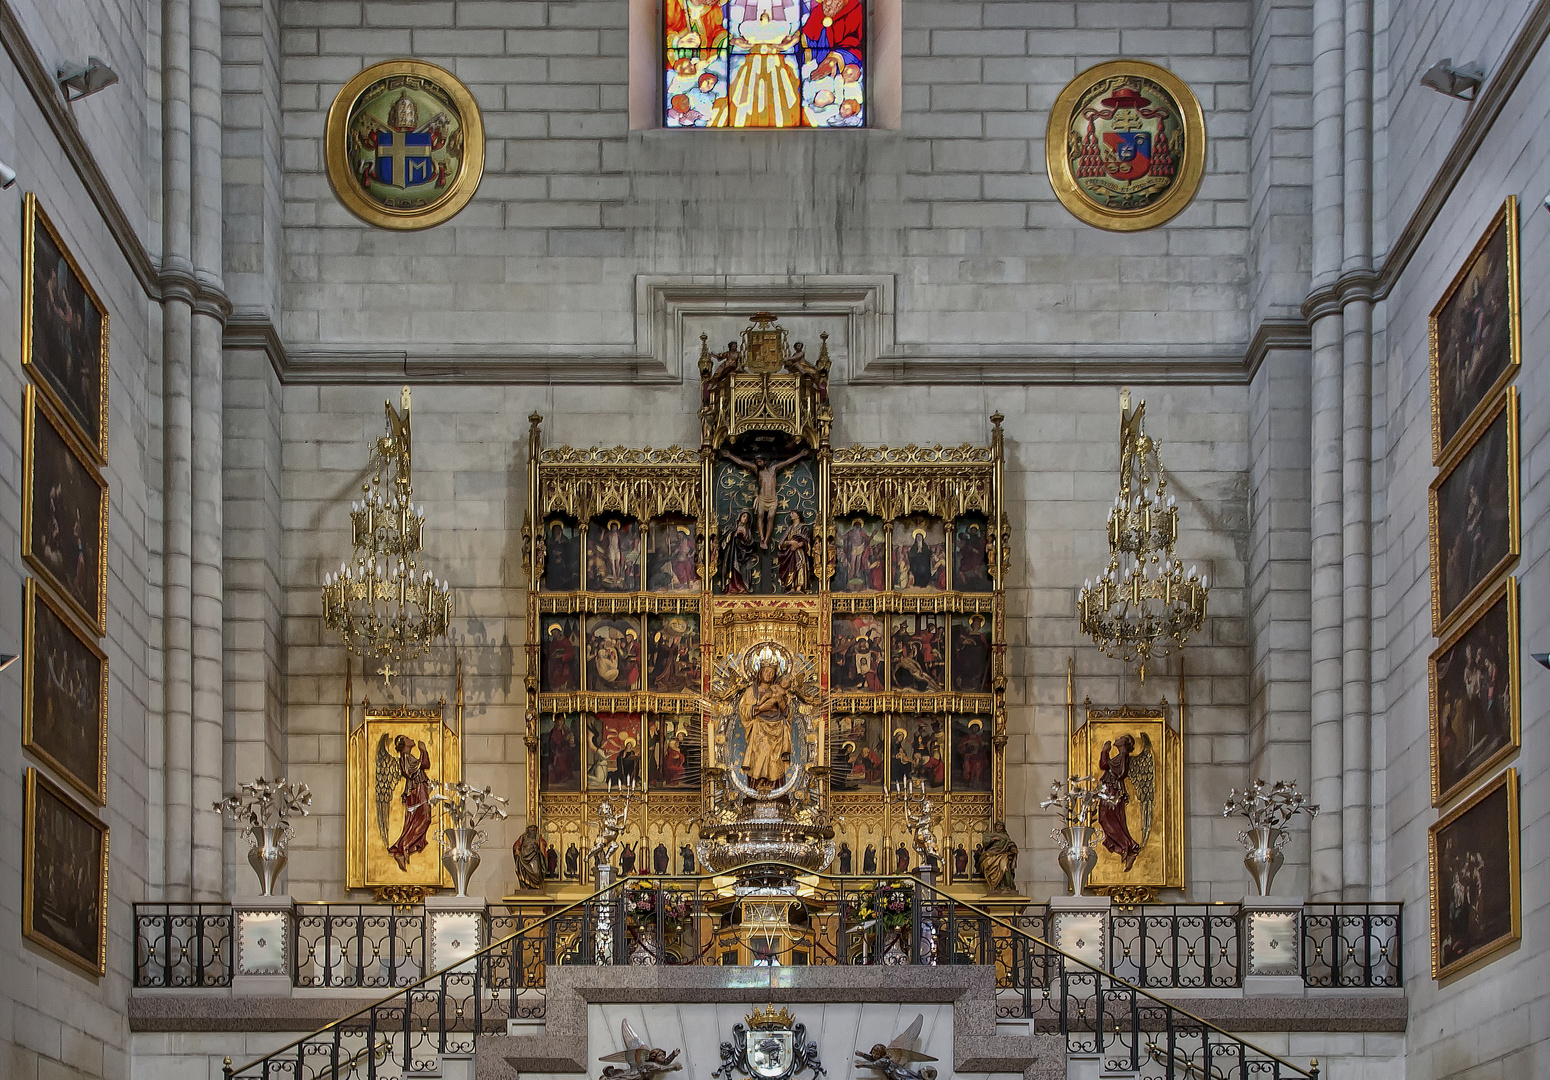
xmin=325 ymin=59 xmax=485 ymax=231
xmin=1045 ymin=60 xmax=1206 ymax=232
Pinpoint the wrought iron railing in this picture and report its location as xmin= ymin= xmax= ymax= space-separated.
xmin=1302 ymin=902 xmax=1403 ymax=988
xmin=224 ymin=867 xmax=1320 ymax=1080
xmin=1110 ymin=903 xmax=1241 ymax=989
xmin=292 ymin=904 xmax=428 ymax=989
xmin=134 ymin=903 xmax=234 ymax=988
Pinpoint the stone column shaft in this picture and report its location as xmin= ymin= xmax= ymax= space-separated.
xmin=160 ymin=0 xmax=195 ymax=900
xmin=189 ymin=0 xmax=226 ymax=899
xmin=1339 ymin=0 xmax=1374 ymax=898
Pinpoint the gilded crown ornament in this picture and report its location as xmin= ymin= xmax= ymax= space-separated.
xmin=321 ymin=386 xmax=452 ymax=683
xmin=747 ymin=1005 xmax=797 ymax=1029
xmin=1077 ymin=388 xmax=1208 ymax=678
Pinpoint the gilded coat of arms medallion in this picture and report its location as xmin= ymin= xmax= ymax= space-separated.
xmin=1045 ymin=60 xmax=1205 ymax=231
xmin=325 ymin=59 xmax=485 ymax=230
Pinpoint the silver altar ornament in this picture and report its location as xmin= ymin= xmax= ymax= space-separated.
xmin=212 ymin=777 xmax=312 ymax=896
xmin=1223 ymin=779 xmax=1319 ymax=896
xmin=1041 ymin=775 xmax=1116 ymax=897
xmin=429 ymin=781 xmax=509 ymax=897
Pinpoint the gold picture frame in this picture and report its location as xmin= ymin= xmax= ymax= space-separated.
xmin=324 ymin=59 xmax=485 ymax=231
xmin=22 ymin=384 xmax=109 ymax=635
xmin=1045 ymin=60 xmax=1207 ymax=232
xmin=23 ymin=768 xmax=109 ymax=978
xmin=1430 ymin=196 xmax=1520 ymax=466
xmin=1429 ymin=387 xmax=1518 ymax=636
xmin=1068 ymin=702 xmax=1185 ymax=901
xmin=21 ymin=192 xmax=110 ymax=461
xmin=346 ymin=699 xmax=461 ymax=895
xmin=1430 ymin=767 xmax=1519 ymax=979
xmin=1429 ymin=575 xmax=1518 ymax=808
xmin=23 ymin=579 xmax=109 ymax=805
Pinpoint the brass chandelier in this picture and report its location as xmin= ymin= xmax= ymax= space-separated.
xmin=321 ymin=387 xmax=451 ymax=682
xmin=1077 ymin=389 xmax=1208 ymax=678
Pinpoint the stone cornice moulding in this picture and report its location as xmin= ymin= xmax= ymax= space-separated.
xmin=238 ymin=274 xmax=1255 ymax=387
xmin=1243 ymin=316 xmax=1314 ymax=383
xmin=0 ymin=0 xmax=231 ymax=319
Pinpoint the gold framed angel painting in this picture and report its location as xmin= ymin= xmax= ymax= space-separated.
xmin=1069 ymin=703 xmax=1184 ymax=899
xmin=347 ymin=701 xmax=461 ymax=895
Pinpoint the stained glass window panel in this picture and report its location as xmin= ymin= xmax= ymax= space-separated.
xmin=664 ymin=0 xmax=866 ymax=128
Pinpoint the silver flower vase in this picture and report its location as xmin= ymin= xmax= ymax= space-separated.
xmin=1241 ymin=826 xmax=1285 ymax=896
xmin=441 ymin=825 xmax=483 ymax=897
xmin=245 ymin=823 xmax=293 ymax=896
xmin=1058 ymin=826 xmax=1099 ymax=897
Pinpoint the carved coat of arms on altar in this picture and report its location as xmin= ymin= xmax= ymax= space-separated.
xmin=713 ymin=1006 xmax=826 ymax=1080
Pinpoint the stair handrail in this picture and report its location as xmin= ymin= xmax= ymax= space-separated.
xmin=222 ymin=862 xmax=1320 ymax=1079
xmin=223 ymin=877 xmax=625 ymax=1079
xmin=900 ymin=870 xmax=1319 ymax=1079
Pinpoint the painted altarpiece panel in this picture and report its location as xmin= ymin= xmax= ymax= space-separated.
xmin=347 ymin=700 xmax=461 ymax=896
xmin=1069 ymin=700 xmax=1184 ymax=901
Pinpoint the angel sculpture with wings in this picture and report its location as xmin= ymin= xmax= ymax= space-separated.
xmin=598 ymin=1019 xmax=683 ymax=1080
xmin=1097 ymin=733 xmax=1155 ymax=873
xmin=854 ymin=1013 xmax=938 ymax=1080
xmin=376 ymin=734 xmax=434 ymax=871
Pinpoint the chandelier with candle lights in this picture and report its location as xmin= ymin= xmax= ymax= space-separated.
xmin=321 ymin=386 xmax=451 ymax=682
xmin=1076 ymin=389 xmax=1208 ymax=679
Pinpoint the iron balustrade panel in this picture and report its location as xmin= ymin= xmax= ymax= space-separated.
xmin=134 ymin=903 xmax=233 ymax=988
xmin=292 ymin=904 xmax=428 ymax=989
xmin=1302 ymin=903 xmax=1402 ymax=988
xmin=1109 ymin=905 xmax=1241 ymax=989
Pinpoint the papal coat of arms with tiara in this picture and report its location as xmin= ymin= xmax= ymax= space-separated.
xmin=325 ymin=59 xmax=485 ymax=230
xmin=1046 ymin=60 xmax=1206 ymax=232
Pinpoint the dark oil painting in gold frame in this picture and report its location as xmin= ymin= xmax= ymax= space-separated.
xmin=1429 ymin=387 xmax=1517 ymax=636
xmin=1430 ymin=196 xmax=1519 ymax=466
xmin=1430 ymin=576 xmax=1518 ymax=808
xmin=23 ymin=768 xmax=109 ymax=978
xmin=23 ymin=385 xmax=109 ymax=635
xmin=21 ymin=193 xmax=109 ymax=461
xmin=1430 ymin=768 xmax=1519 ymax=979
xmin=24 ymin=579 xmax=108 ymax=805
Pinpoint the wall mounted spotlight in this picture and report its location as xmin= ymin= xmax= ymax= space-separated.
xmin=1420 ymin=59 xmax=1484 ymax=100
xmin=0 ymin=161 xmax=14 ymax=189
xmin=57 ymin=57 xmax=119 ymax=102
xmin=1533 ymin=652 xmax=1550 ymax=670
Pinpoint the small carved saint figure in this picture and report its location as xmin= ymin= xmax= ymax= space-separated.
xmin=854 ymin=1013 xmax=939 ymax=1080
xmin=1097 ymin=734 xmax=1152 ymax=873
xmin=376 ymin=734 xmax=433 ymax=872
xmin=680 ymin=843 xmax=696 ymax=874
xmin=863 ymin=844 xmax=877 ymax=874
xmin=739 ymin=661 xmax=794 ymax=792
xmin=620 ymin=843 xmax=638 ymax=875
xmin=980 ymin=820 xmax=1018 ymax=894
xmin=717 ymin=510 xmax=760 ymax=594
xmin=721 ymin=446 xmax=809 ymax=548
xmin=653 ymin=842 xmax=671 ymax=874
xmin=893 ymin=842 xmax=910 ymax=874
xmin=953 ymin=843 xmax=969 ymax=878
xmin=837 ymin=841 xmax=853 ymax=874
xmin=565 ymin=842 xmax=581 ymax=879
xmin=514 ymin=823 xmax=547 ymax=891
xmin=776 ymin=510 xmax=813 ymax=593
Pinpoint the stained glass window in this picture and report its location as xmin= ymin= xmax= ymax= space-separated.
xmin=664 ymin=0 xmax=865 ymax=128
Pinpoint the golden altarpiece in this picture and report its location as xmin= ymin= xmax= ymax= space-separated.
xmin=520 ymin=314 xmax=1010 ymax=897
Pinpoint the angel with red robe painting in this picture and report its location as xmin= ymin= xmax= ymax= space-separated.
xmin=376 ymin=734 xmax=434 ymax=872
xmin=1096 ymin=733 xmax=1154 ymax=873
